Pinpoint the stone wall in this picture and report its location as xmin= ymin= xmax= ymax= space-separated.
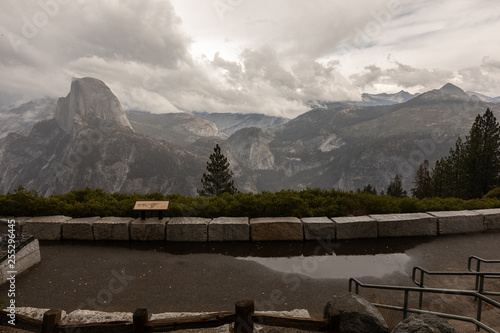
xmin=1 ymin=209 xmax=499 ymax=242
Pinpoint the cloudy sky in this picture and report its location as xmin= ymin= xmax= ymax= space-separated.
xmin=1 ymin=0 xmax=500 ymax=118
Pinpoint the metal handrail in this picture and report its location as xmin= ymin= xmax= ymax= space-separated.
xmin=412 ymin=266 xmax=500 ymax=309
xmin=349 ymin=278 xmax=500 ymax=333
xmin=468 ymin=256 xmax=500 ymax=296
xmin=468 ymin=256 xmax=500 ymax=273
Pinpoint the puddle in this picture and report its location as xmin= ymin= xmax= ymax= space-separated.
xmin=236 ymin=253 xmax=411 ymax=279
xmin=44 ymin=236 xmax=429 ymax=279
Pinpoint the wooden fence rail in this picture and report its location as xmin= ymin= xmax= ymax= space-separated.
xmin=0 ymin=300 xmax=340 ymax=333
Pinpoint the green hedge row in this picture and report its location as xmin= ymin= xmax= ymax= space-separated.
xmin=1 ymin=186 xmax=500 ymax=219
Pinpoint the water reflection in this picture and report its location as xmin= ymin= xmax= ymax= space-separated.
xmin=48 ymin=236 xmax=434 ymax=258
xmin=237 ymin=253 xmax=411 ymax=279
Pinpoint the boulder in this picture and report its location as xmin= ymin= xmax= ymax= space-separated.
xmin=61 ymin=310 xmax=132 ymax=325
xmin=392 ymin=314 xmax=458 ymax=333
xmin=323 ymin=293 xmax=389 ymax=333
xmin=250 ymin=217 xmax=303 ymax=241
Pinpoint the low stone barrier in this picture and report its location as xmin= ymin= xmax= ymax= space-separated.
xmin=331 ymin=216 xmax=377 ymax=239
xmin=166 ymin=217 xmax=210 ymax=242
xmin=2 ymin=208 xmax=499 ymax=242
xmin=93 ymin=217 xmax=134 ymax=241
xmin=473 ymin=208 xmax=500 ymax=231
xmin=302 ymin=216 xmax=335 ymax=240
xmin=208 ymin=217 xmax=249 ymax=241
xmin=62 ymin=216 xmax=101 ymax=240
xmin=0 ymin=235 xmax=41 ymax=285
xmin=428 ymin=211 xmax=484 ymax=235
xmin=131 ymin=218 xmax=168 ymax=241
xmin=370 ymin=213 xmax=437 ymax=237
xmin=250 ymin=217 xmax=303 ymax=241
xmin=23 ymin=215 xmax=72 ymax=240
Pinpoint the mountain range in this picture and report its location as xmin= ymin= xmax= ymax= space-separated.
xmin=0 ymin=78 xmax=498 ymax=196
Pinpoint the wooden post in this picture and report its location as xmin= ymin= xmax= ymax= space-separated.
xmin=326 ymin=307 xmax=340 ymax=333
xmin=133 ymin=308 xmax=150 ymax=333
xmin=42 ymin=309 xmax=62 ymax=333
xmin=235 ymin=300 xmax=254 ymax=333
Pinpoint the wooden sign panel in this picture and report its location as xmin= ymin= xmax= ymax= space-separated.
xmin=133 ymin=201 xmax=170 ymax=210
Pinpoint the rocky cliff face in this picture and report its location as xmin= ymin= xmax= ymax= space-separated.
xmin=1 ymin=81 xmax=496 ymax=195
xmin=0 ymin=98 xmax=56 ymax=140
xmin=0 ymin=78 xmax=203 ymax=196
xmin=55 ymin=77 xmax=133 ymax=134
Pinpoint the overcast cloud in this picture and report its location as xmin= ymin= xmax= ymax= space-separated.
xmin=1 ymin=0 xmax=500 ymax=117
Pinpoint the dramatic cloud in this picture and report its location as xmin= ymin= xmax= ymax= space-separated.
xmin=1 ymin=0 xmax=500 ymax=116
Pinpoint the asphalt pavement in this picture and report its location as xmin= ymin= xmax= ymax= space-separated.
xmin=1 ymin=231 xmax=499 ymax=331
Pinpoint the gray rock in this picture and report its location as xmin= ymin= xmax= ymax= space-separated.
xmin=166 ymin=217 xmax=210 ymax=242
xmin=1 ymin=239 xmax=41 ymax=285
xmin=16 ymin=307 xmax=67 ymax=322
xmin=93 ymin=217 xmax=134 ymax=241
xmin=301 ymin=217 xmax=335 ymax=240
xmin=428 ymin=211 xmax=484 ymax=234
xmin=473 ymin=208 xmax=500 ymax=231
xmin=23 ymin=215 xmax=72 ymax=240
xmin=62 ymin=216 xmax=101 ymax=240
xmin=371 ymin=213 xmax=437 ymax=237
xmin=331 ymin=216 xmax=377 ymax=239
xmin=0 ymin=216 xmax=30 ymax=235
xmin=61 ymin=310 xmax=132 ymax=325
xmin=392 ymin=314 xmax=458 ymax=333
xmin=323 ymin=293 xmax=389 ymax=333
xmin=250 ymin=217 xmax=303 ymax=241
xmin=130 ymin=218 xmax=167 ymax=241
xmin=208 ymin=217 xmax=249 ymax=241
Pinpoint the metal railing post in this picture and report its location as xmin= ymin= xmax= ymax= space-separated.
xmin=403 ymin=290 xmax=409 ymax=319
xmin=418 ymin=270 xmax=425 ymax=310
xmin=476 ymin=275 xmax=485 ymax=332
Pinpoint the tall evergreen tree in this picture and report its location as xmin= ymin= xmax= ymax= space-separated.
xmin=387 ymin=174 xmax=407 ymax=198
xmin=429 ymin=108 xmax=500 ymax=199
xmin=462 ymin=108 xmax=500 ymax=198
xmin=199 ymin=144 xmax=237 ymax=197
xmin=411 ymin=160 xmax=432 ymax=199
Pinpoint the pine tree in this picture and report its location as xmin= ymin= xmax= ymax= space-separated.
xmin=429 ymin=108 xmax=500 ymax=199
xmin=411 ymin=160 xmax=431 ymax=199
xmin=462 ymin=108 xmax=500 ymax=198
xmin=387 ymin=174 xmax=407 ymax=198
xmin=361 ymin=184 xmax=377 ymax=195
xmin=199 ymin=144 xmax=237 ymax=197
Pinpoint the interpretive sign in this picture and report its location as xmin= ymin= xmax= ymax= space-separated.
xmin=133 ymin=201 xmax=170 ymax=220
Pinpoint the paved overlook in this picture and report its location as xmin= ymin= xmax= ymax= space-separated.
xmin=1 ymin=231 xmax=499 ymax=332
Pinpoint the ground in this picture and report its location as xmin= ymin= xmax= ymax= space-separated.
xmin=1 ymin=231 xmax=499 ymax=332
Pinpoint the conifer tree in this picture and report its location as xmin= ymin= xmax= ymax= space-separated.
xmin=387 ymin=174 xmax=407 ymax=198
xmin=199 ymin=144 xmax=237 ymax=197
xmin=411 ymin=160 xmax=432 ymax=199
xmin=462 ymin=108 xmax=500 ymax=198
xmin=429 ymin=108 xmax=500 ymax=199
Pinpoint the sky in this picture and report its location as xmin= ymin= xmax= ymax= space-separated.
xmin=1 ymin=0 xmax=500 ymax=118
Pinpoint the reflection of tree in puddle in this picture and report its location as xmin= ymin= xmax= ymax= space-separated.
xmin=237 ymin=253 xmax=411 ymax=279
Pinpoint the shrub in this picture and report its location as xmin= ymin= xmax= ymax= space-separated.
xmin=1 ymin=186 xmax=500 ymax=218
